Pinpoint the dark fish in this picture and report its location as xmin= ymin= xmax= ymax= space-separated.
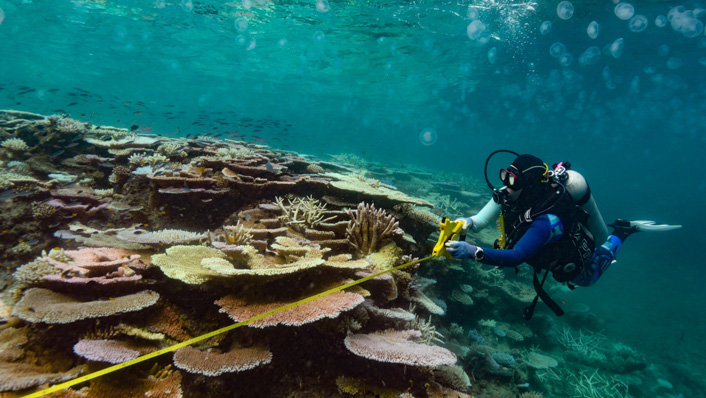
xmin=52 ymin=109 xmax=66 ymax=113
xmin=99 ymin=162 xmax=115 ymax=167
xmin=50 ymin=150 xmax=65 ymax=157
xmin=130 ymin=125 xmax=139 ymax=131
xmin=72 ymin=135 xmax=81 ymax=142
xmin=18 ymin=88 xmax=36 ymax=95
xmin=65 ymin=142 xmax=79 ymax=148
xmin=61 ymin=181 xmax=78 ymax=187
xmin=27 ymin=239 xmax=39 ymax=245
xmin=48 ymin=88 xmax=60 ymax=92
xmin=67 ymin=102 xmax=78 ymax=106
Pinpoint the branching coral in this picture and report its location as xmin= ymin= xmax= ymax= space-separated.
xmin=410 ymin=315 xmax=445 ymax=345
xmin=223 ymin=221 xmax=253 ymax=245
xmin=345 ymin=202 xmax=402 ymax=256
xmin=275 ymin=195 xmax=335 ymax=232
xmin=1 ymin=137 xmax=30 ymax=152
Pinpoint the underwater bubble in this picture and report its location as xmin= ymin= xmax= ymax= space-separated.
xmin=246 ymin=38 xmax=256 ymax=51
xmin=313 ymin=30 xmax=325 ymax=42
xmin=559 ymin=53 xmax=573 ymax=66
xmin=154 ymin=0 xmax=165 ymax=9
xmin=419 ymin=128 xmax=438 ymax=146
xmin=477 ymin=34 xmax=490 ymax=45
xmin=628 ymin=15 xmax=648 ymax=32
xmin=658 ymin=44 xmax=670 ymax=56
xmin=614 ymin=3 xmax=634 ymax=20
xmin=699 ymin=57 xmax=706 ymax=67
xmin=587 ymin=21 xmax=599 ymax=39
xmin=579 ymin=46 xmax=601 ymax=65
xmin=549 ymin=42 xmax=565 ymax=58
xmin=181 ymin=0 xmax=193 ymax=12
xmin=680 ymin=18 xmax=703 ymax=38
xmin=666 ymin=57 xmax=682 ymax=70
xmin=539 ymin=21 xmax=552 ymax=35
xmin=467 ymin=20 xmax=485 ymax=40
xmin=556 ymin=1 xmax=574 ymax=20
xmin=467 ymin=6 xmax=479 ymax=20
xmin=643 ymin=66 xmax=656 ymax=74
xmin=487 ymin=47 xmax=497 ymax=64
xmin=0 ymin=8 xmax=5 ymax=24
xmin=235 ymin=35 xmax=246 ymax=46
xmin=655 ymin=15 xmax=667 ymax=27
xmin=316 ymin=0 xmax=329 ymax=13
xmin=242 ymin=0 xmax=252 ymax=9
xmin=610 ymin=38 xmax=624 ymax=59
xmin=234 ymin=17 xmax=248 ymax=32
xmin=629 ymin=76 xmax=640 ymax=94
xmin=278 ymin=38 xmax=287 ymax=48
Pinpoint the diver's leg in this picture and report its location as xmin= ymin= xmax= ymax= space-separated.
xmin=572 ymin=235 xmax=622 ymax=287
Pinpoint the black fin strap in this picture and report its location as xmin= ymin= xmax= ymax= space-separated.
xmin=523 ymin=270 xmax=565 ymax=320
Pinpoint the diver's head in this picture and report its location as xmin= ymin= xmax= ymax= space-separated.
xmin=499 ymin=154 xmax=548 ymax=201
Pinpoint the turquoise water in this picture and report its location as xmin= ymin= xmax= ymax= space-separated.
xmin=1 ymin=0 xmax=705 ymax=394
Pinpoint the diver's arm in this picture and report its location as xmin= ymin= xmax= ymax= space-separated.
xmin=477 ymin=215 xmax=558 ymax=267
xmin=468 ymin=198 xmax=501 ymax=232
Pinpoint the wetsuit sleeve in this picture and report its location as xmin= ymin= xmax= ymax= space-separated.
xmin=469 ymin=199 xmax=501 ymax=232
xmin=478 ymin=215 xmax=560 ymax=267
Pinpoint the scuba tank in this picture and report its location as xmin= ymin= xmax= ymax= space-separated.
xmin=552 ymin=164 xmax=609 ymax=245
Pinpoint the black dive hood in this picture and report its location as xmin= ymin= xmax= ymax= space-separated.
xmin=484 ymin=149 xmax=519 ymax=204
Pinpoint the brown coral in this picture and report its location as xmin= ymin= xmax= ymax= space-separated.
xmin=345 ymin=202 xmax=402 ymax=256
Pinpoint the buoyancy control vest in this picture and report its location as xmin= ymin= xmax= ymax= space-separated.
xmin=498 ymin=178 xmax=597 ymax=320
xmin=501 ymin=185 xmax=595 ymax=282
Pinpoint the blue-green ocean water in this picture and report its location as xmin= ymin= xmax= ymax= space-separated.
xmin=1 ymin=0 xmax=704 ymax=393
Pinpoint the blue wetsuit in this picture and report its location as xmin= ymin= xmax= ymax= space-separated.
xmin=476 ymin=214 xmax=623 ymax=286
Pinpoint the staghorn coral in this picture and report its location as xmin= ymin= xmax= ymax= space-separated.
xmin=411 ymin=315 xmax=445 ymax=345
xmin=344 ymin=329 xmax=456 ymax=367
xmin=345 ymin=202 xmax=402 ymax=256
xmin=274 ymin=195 xmax=336 ymax=232
xmin=173 ymin=346 xmax=272 ymax=376
xmin=222 ymin=221 xmax=253 ymax=245
xmin=216 ymin=146 xmax=256 ymax=160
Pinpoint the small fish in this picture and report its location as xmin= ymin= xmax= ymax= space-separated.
xmin=47 ymin=88 xmax=60 ymax=93
xmin=202 ymin=198 xmax=213 ymax=203
xmin=27 ymin=239 xmax=39 ymax=245
xmin=65 ymin=142 xmax=79 ymax=148
xmin=49 ymin=149 xmax=65 ymax=158
xmin=98 ymin=162 xmax=115 ymax=167
xmin=130 ymin=125 xmax=139 ymax=131
xmin=67 ymin=102 xmax=78 ymax=106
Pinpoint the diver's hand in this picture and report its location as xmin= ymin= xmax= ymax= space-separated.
xmin=455 ymin=217 xmax=474 ymax=232
xmin=445 ymin=241 xmax=479 ymax=260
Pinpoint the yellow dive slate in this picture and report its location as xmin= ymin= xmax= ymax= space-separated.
xmin=432 ymin=217 xmax=466 ymax=259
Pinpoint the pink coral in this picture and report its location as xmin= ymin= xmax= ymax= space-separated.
xmin=173 ymin=346 xmax=272 ymax=376
xmin=73 ymin=339 xmax=141 ymax=364
xmin=344 ymin=330 xmax=457 ymax=367
xmin=215 ymin=291 xmax=364 ymax=328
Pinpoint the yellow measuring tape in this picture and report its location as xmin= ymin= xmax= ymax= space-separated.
xmin=22 ymin=255 xmax=433 ymax=398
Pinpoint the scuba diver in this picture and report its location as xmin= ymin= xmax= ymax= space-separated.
xmin=445 ymin=150 xmax=681 ymax=319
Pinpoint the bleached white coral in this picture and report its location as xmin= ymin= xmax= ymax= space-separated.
xmin=1 ymin=138 xmax=29 ymax=152
xmin=217 ymin=147 xmax=255 ymax=160
xmin=128 ymin=153 xmax=147 ymax=167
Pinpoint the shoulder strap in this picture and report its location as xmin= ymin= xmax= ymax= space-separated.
xmin=523 ymin=270 xmax=565 ymax=320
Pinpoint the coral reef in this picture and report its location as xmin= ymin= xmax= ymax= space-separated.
xmin=0 ymin=110 xmax=668 ymax=398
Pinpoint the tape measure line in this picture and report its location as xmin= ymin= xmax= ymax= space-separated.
xmin=21 ymin=255 xmax=432 ymax=398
